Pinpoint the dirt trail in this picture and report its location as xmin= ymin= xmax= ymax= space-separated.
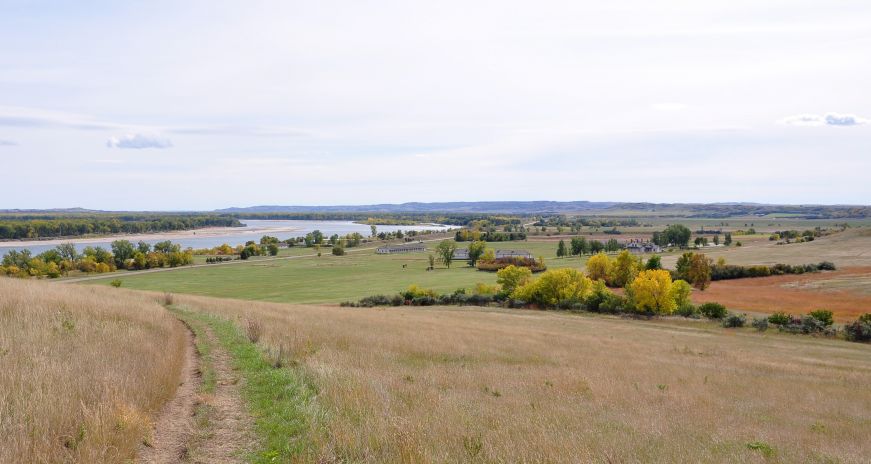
xmin=190 ymin=326 xmax=258 ymax=463
xmin=138 ymin=319 xmax=257 ymax=463
xmin=138 ymin=321 xmax=202 ymax=463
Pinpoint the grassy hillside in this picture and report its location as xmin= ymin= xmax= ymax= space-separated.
xmin=0 ymin=279 xmax=186 ymax=463
xmin=173 ymin=294 xmax=871 ymax=463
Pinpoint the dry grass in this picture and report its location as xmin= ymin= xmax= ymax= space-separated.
xmin=0 ymin=278 xmax=186 ymax=463
xmin=694 ymin=267 xmax=871 ymax=322
xmin=174 ymin=293 xmax=871 ymax=463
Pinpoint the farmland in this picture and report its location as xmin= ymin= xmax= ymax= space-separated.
xmin=170 ymin=292 xmax=871 ymax=463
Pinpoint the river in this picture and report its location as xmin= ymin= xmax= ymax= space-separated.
xmin=0 ymin=219 xmax=452 ymax=257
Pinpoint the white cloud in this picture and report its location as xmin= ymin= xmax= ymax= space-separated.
xmin=107 ymin=133 xmax=173 ymax=149
xmin=781 ymin=112 xmax=868 ymax=127
xmin=0 ymin=139 xmax=16 ymax=146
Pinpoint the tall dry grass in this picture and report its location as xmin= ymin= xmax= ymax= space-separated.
xmin=0 ymin=278 xmax=186 ymax=463
xmin=175 ymin=293 xmax=871 ymax=463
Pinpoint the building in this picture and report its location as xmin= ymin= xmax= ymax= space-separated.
xmin=495 ymin=249 xmax=533 ymax=259
xmin=453 ymin=248 xmax=470 ymax=260
xmin=376 ymin=242 xmax=427 ymax=254
xmin=625 ymin=240 xmax=662 ymax=254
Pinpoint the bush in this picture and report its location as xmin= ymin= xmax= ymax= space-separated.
xmin=411 ymin=296 xmax=436 ymax=306
xmin=817 ymin=261 xmax=836 ymax=271
xmin=675 ymin=303 xmax=699 ymax=318
xmin=109 ymin=279 xmax=122 ymax=288
xmin=722 ymin=313 xmax=746 ymax=328
xmin=599 ymin=293 xmax=627 ymax=314
xmin=767 ymin=311 xmax=790 ymax=325
xmin=751 ymin=317 xmax=769 ymax=331
xmin=698 ymin=302 xmax=727 ymax=319
xmin=844 ymin=314 xmax=871 ymax=342
xmin=808 ymin=309 xmax=834 ymax=327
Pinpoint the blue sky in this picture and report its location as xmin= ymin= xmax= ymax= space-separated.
xmin=1 ymin=0 xmax=869 ymax=210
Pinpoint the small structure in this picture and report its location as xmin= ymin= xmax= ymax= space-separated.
xmin=495 ymin=249 xmax=533 ymax=259
xmin=453 ymin=248 xmax=470 ymax=260
xmin=625 ymin=240 xmax=662 ymax=254
xmin=376 ymin=243 xmax=427 ymax=254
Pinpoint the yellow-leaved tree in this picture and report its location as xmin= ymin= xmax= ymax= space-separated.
xmin=610 ymin=250 xmax=643 ymax=287
xmin=496 ymin=265 xmax=533 ymax=295
xmin=512 ymin=268 xmax=593 ymax=307
xmin=627 ymin=269 xmax=677 ymax=314
xmin=585 ymin=252 xmax=612 ymax=282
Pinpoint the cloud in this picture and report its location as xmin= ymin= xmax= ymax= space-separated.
xmin=0 ymin=139 xmax=17 ymax=146
xmin=107 ymin=133 xmax=173 ymax=149
xmin=781 ymin=112 xmax=868 ymax=127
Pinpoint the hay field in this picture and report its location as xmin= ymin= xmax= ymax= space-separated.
xmin=0 ymin=279 xmax=187 ymax=463
xmin=173 ymin=293 xmax=871 ymax=463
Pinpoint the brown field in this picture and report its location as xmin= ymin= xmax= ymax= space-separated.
xmin=173 ymin=293 xmax=871 ymax=463
xmin=0 ymin=279 xmax=186 ymax=463
xmin=693 ymin=267 xmax=871 ymax=322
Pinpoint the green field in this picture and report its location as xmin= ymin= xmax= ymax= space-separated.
xmin=81 ymin=240 xmax=614 ymax=303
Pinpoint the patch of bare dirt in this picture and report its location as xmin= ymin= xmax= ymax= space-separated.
xmin=138 ymin=320 xmax=201 ymax=463
xmin=188 ymin=327 xmax=258 ymax=463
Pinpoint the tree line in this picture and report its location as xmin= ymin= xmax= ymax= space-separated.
xmin=0 ymin=214 xmax=241 ymax=240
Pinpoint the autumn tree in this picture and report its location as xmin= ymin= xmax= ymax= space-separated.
xmin=627 ymin=269 xmax=677 ymax=314
xmin=610 ymin=250 xmax=642 ymax=287
xmin=585 ymin=252 xmax=612 ymax=282
xmin=677 ymin=252 xmax=712 ymax=290
xmin=670 ymin=279 xmax=692 ymax=308
xmin=496 ymin=264 xmax=532 ymax=295
xmin=512 ymin=268 xmax=593 ymax=307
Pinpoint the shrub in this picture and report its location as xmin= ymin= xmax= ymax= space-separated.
xmin=768 ymin=311 xmax=790 ymax=325
xmin=676 ymin=303 xmax=699 ymax=318
xmin=512 ymin=268 xmax=593 ymax=308
xmin=808 ymin=309 xmax=834 ymax=327
xmin=599 ymin=293 xmax=627 ymax=314
xmin=844 ymin=314 xmax=871 ymax=342
xmin=162 ymin=292 xmax=174 ymax=306
xmin=751 ymin=317 xmax=769 ymax=332
xmin=411 ymin=296 xmax=436 ymax=306
xmin=698 ymin=302 xmax=727 ymax=319
xmin=109 ymin=279 xmax=122 ymax=288
xmin=722 ymin=313 xmax=746 ymax=328
xmin=817 ymin=261 xmax=836 ymax=271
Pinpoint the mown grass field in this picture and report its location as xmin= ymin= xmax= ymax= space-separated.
xmin=173 ymin=293 xmax=871 ymax=463
xmin=81 ymin=240 xmax=607 ymax=304
xmin=0 ymin=278 xmax=186 ymax=463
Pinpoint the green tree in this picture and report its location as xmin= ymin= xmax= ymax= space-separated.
xmin=370 ymin=225 xmax=377 ymax=237
xmin=570 ymin=237 xmax=587 ymax=255
xmin=111 ymin=240 xmax=135 ymax=268
xmin=467 ymin=240 xmax=487 ymax=266
xmin=724 ymin=232 xmax=732 ymax=246
xmin=556 ymin=239 xmax=567 ymax=258
xmin=56 ymin=243 xmax=79 ymax=262
xmin=645 ymin=255 xmax=662 ymax=270
xmin=435 ymin=240 xmax=457 ymax=268
xmin=664 ymin=224 xmax=692 ymax=248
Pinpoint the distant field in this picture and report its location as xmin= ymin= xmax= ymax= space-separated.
xmin=694 ymin=267 xmax=871 ymax=322
xmin=173 ymin=293 xmax=871 ymax=463
xmin=79 ymin=240 xmax=606 ymax=303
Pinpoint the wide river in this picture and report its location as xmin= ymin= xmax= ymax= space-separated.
xmin=0 ymin=219 xmax=452 ymax=257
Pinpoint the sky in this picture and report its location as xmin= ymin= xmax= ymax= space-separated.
xmin=1 ymin=0 xmax=869 ymax=210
